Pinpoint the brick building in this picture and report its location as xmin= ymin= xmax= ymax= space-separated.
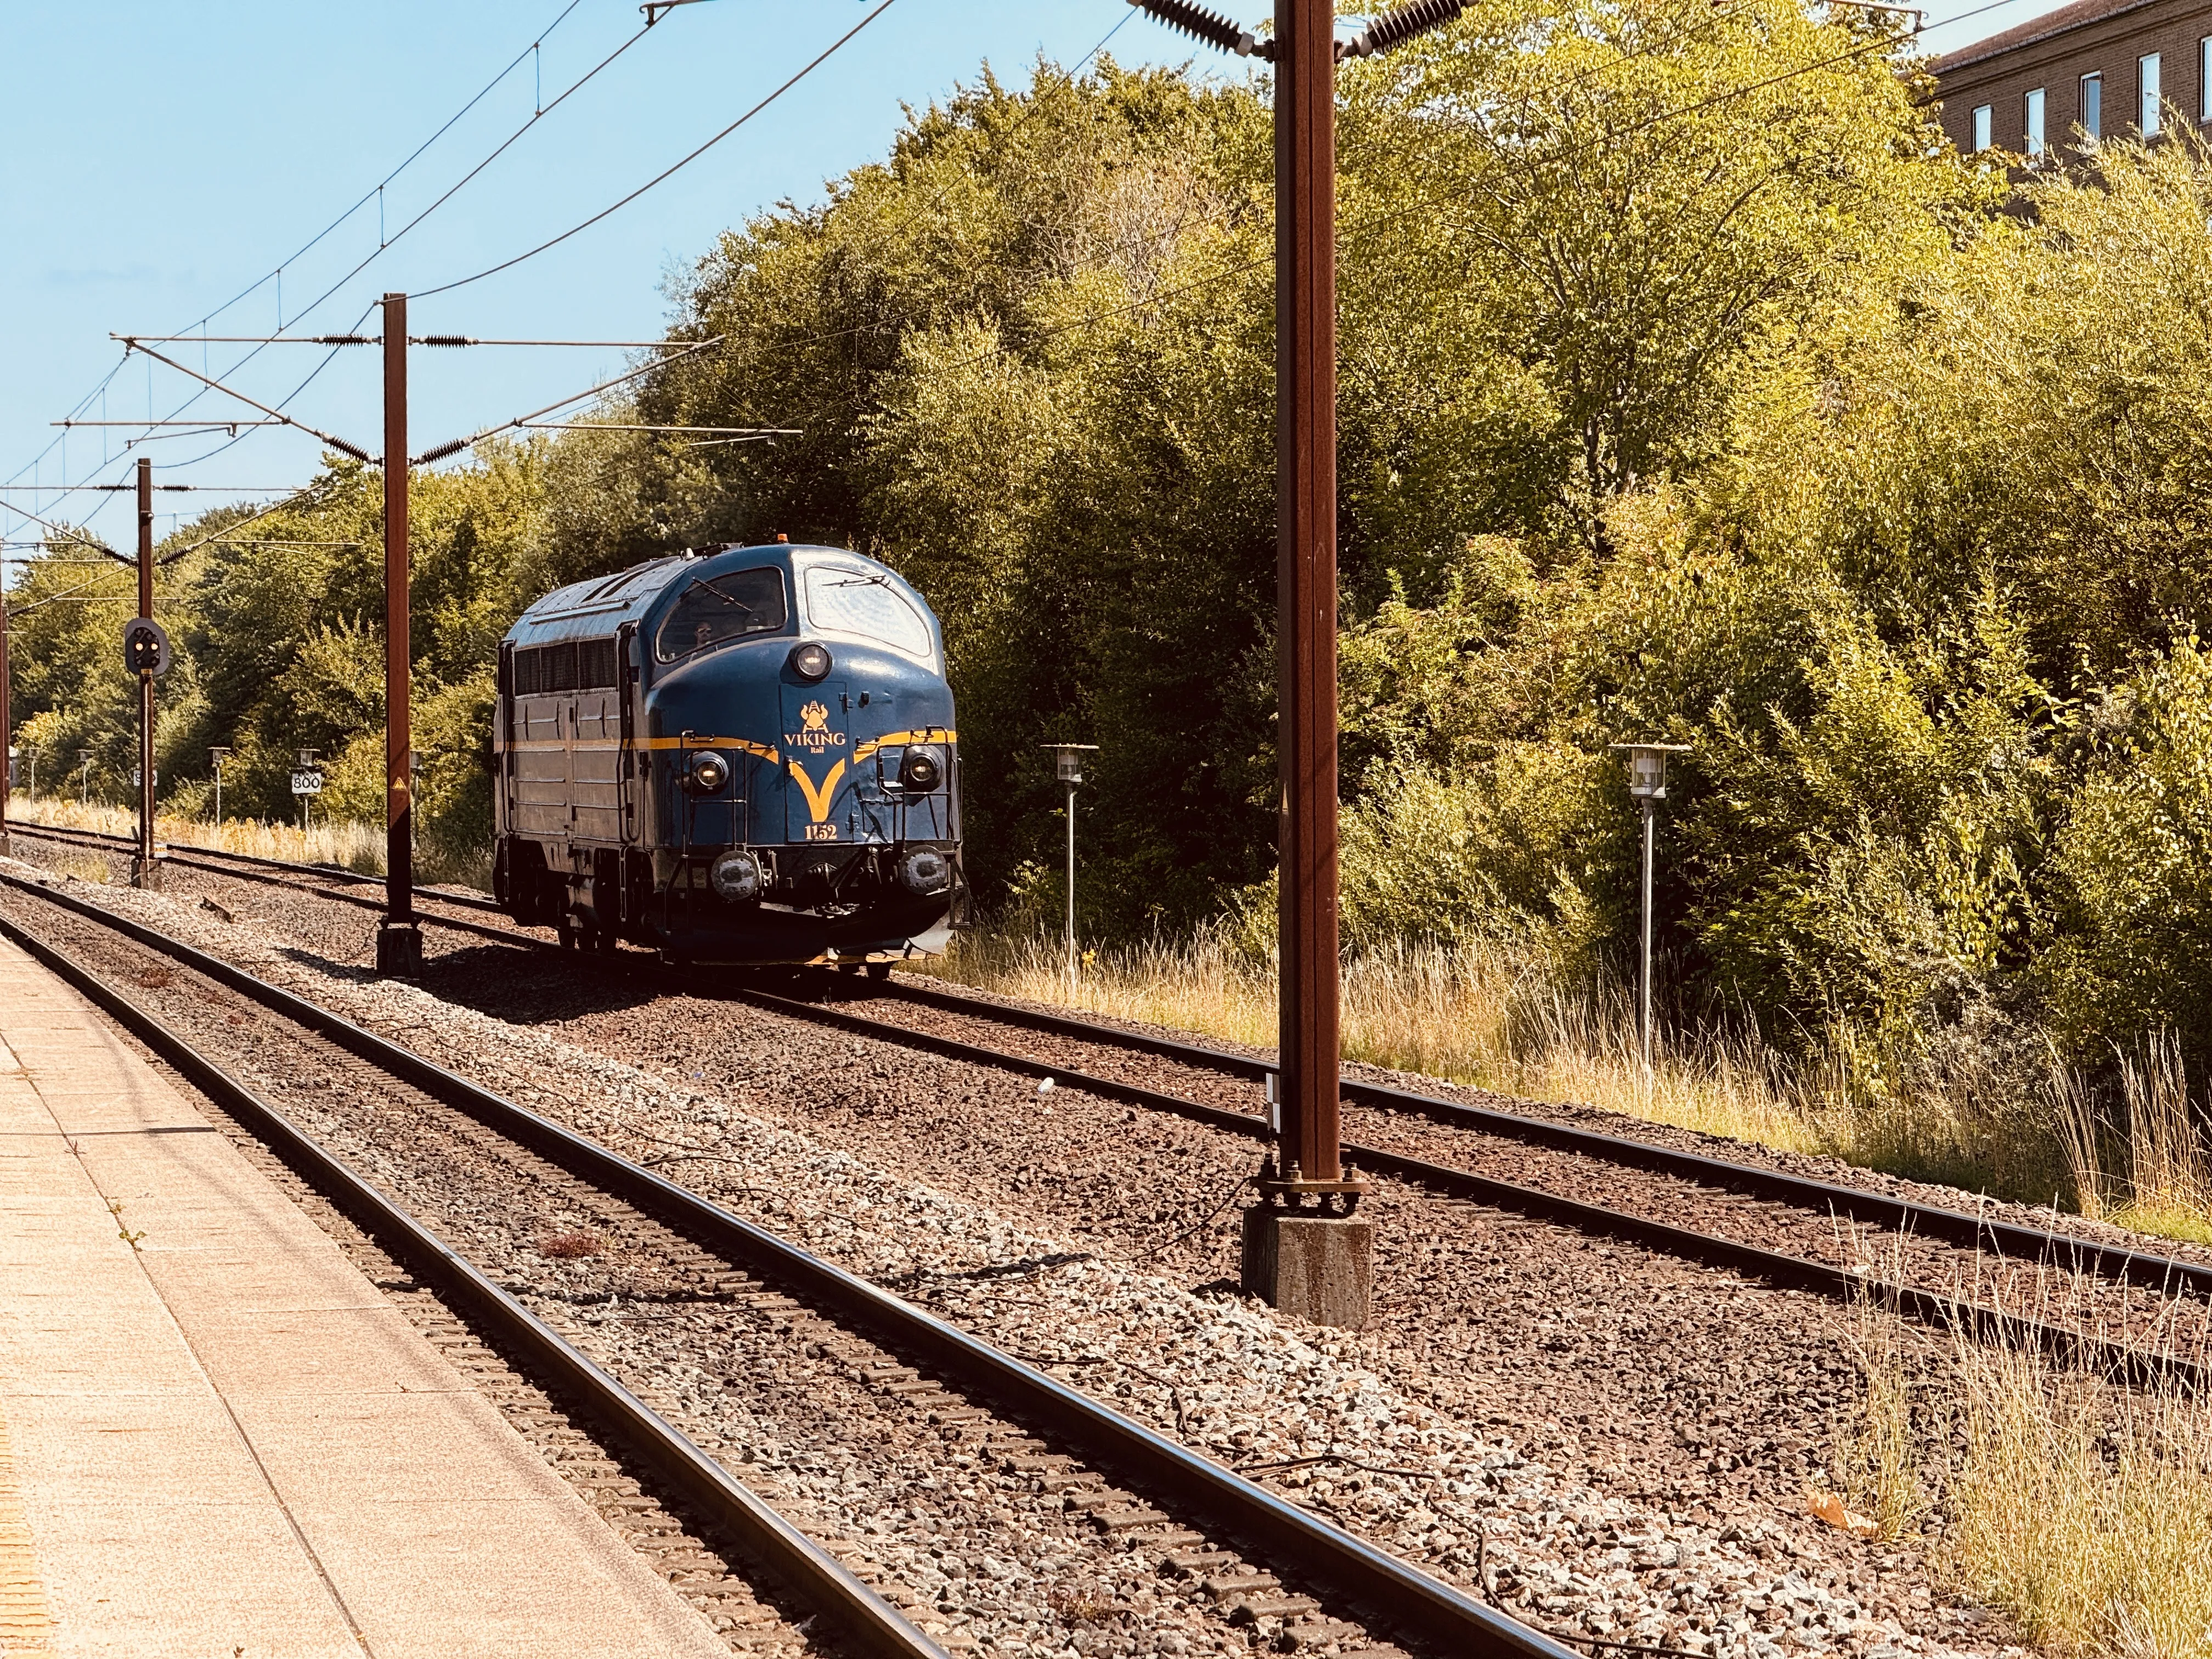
xmin=1933 ymin=0 xmax=2212 ymax=157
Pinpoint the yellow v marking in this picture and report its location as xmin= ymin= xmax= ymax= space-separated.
xmin=786 ymin=758 xmax=847 ymax=823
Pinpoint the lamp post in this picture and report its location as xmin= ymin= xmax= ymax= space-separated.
xmin=1610 ymin=743 xmax=1690 ymax=1067
xmin=78 ymin=750 xmax=93 ymax=806
xmin=210 ymin=747 xmax=231 ymax=826
xmin=1043 ymin=744 xmax=1098 ymax=992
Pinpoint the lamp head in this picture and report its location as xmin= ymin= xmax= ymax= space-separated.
xmin=1610 ymin=742 xmax=1690 ymax=802
xmin=1044 ymin=742 xmax=1099 ymax=785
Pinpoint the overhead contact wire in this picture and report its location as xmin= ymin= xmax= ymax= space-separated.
xmin=276 ymin=12 xmax=659 ymax=337
xmin=177 ymin=0 xmax=591 ymax=345
xmin=3 ymin=1 xmax=588 ymax=501
xmin=417 ymin=0 xmax=905 ymax=297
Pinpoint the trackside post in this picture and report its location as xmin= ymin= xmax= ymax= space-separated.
xmin=132 ymin=458 xmax=160 ymax=890
xmin=377 ymin=292 xmax=423 ymax=978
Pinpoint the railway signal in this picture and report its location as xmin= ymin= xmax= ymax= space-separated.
xmin=210 ymin=746 xmax=231 ymax=825
xmin=1128 ymin=0 xmax=1465 ymax=1326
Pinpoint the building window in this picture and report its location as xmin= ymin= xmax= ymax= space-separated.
xmin=1972 ymin=103 xmax=1993 ymax=150
xmin=2082 ymin=71 xmax=2102 ymax=139
xmin=2200 ymin=36 xmax=2210 ymax=120
xmin=2142 ymin=53 xmax=2163 ymax=135
xmin=2026 ymin=86 xmax=2046 ymax=154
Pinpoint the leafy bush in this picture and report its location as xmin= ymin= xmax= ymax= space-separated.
xmin=2045 ymin=641 xmax=2212 ymax=1072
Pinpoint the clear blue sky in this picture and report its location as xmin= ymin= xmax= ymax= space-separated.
xmin=0 ymin=0 xmax=2041 ymax=554
xmin=0 ymin=0 xmax=1211 ymax=550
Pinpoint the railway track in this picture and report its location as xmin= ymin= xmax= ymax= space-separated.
xmin=720 ymin=978 xmax=2210 ymax=1390
xmin=14 ymin=824 xmax=2209 ymax=1376
xmin=0 ymin=867 xmax=1578 ymax=1659
xmin=8 ymin=816 xmax=501 ymax=911
xmin=5 ymin=820 xmax=528 ymax=948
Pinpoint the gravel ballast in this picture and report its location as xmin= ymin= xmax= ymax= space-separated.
xmin=0 ymin=855 xmax=2023 ymax=1658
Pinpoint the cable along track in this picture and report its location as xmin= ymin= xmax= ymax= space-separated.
xmin=0 ymin=869 xmax=1577 ymax=1659
xmin=15 ymin=828 xmax=2208 ymax=1382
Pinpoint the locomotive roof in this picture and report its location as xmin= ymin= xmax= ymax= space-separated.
xmin=505 ymin=544 xmax=891 ymax=648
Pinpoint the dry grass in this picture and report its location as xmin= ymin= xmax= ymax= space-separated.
xmin=534 ymin=1229 xmax=603 ymax=1260
xmin=1832 ymin=1279 xmax=2212 ymax=1658
xmin=927 ymin=930 xmax=1837 ymax=1159
xmin=1943 ymin=1335 xmax=2212 ymax=1656
xmin=6 ymin=795 xmax=488 ymax=888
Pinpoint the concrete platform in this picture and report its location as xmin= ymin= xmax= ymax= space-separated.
xmin=0 ymin=934 xmax=733 ymax=1659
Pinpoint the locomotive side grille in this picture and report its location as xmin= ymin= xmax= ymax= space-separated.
xmin=545 ymin=642 xmax=578 ymax=692
xmin=511 ymin=638 xmax=619 ymax=698
xmin=579 ymin=637 xmax=619 ymax=689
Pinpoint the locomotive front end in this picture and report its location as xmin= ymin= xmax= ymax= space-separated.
xmin=493 ymin=544 xmax=962 ymax=966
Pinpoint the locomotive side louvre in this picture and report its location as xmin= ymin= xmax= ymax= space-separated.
xmin=492 ymin=544 xmax=961 ymax=964
xmin=505 ymin=633 xmax=625 ymax=841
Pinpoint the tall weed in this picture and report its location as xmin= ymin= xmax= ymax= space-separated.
xmin=1944 ymin=1339 xmax=2212 ymax=1656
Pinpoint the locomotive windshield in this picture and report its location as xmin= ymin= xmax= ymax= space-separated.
xmin=654 ymin=566 xmax=788 ymax=662
xmin=805 ymin=563 xmax=930 ymax=658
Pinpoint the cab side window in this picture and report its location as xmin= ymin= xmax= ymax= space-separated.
xmin=654 ymin=567 xmax=788 ymax=662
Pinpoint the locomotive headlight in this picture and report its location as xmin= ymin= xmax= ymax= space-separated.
xmin=685 ymin=749 xmax=731 ymax=794
xmin=709 ymin=849 xmax=764 ymax=903
xmin=788 ymin=641 xmax=832 ymax=681
xmin=898 ymin=746 xmax=943 ymax=792
xmin=896 ymin=847 xmax=951 ymax=896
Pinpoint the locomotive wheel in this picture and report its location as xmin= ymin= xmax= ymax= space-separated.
xmin=866 ymin=962 xmax=891 ymax=983
xmin=557 ymin=921 xmax=577 ymax=951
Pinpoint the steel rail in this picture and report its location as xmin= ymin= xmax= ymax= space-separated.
xmin=23 ymin=825 xmax=2202 ymax=1307
xmin=859 ymin=979 xmax=2212 ymax=1302
xmin=0 ymin=870 xmax=1579 ymax=1659
xmin=8 ymin=819 xmax=501 ymax=911
xmin=720 ymin=983 xmax=2211 ymax=1392
xmin=7 ymin=823 xmax=529 ymax=949
xmin=0 ymin=889 xmax=946 ymax=1659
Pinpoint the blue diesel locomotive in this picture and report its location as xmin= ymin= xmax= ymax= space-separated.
xmin=492 ymin=542 xmax=961 ymax=968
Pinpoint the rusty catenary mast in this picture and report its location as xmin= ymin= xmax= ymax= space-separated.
xmin=377 ymin=294 xmax=424 ymax=977
xmin=1125 ymin=0 xmax=1465 ymax=1326
xmin=133 ymin=458 xmax=159 ymax=888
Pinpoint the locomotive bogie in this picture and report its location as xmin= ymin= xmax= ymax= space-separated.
xmin=490 ymin=544 xmax=963 ymax=963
